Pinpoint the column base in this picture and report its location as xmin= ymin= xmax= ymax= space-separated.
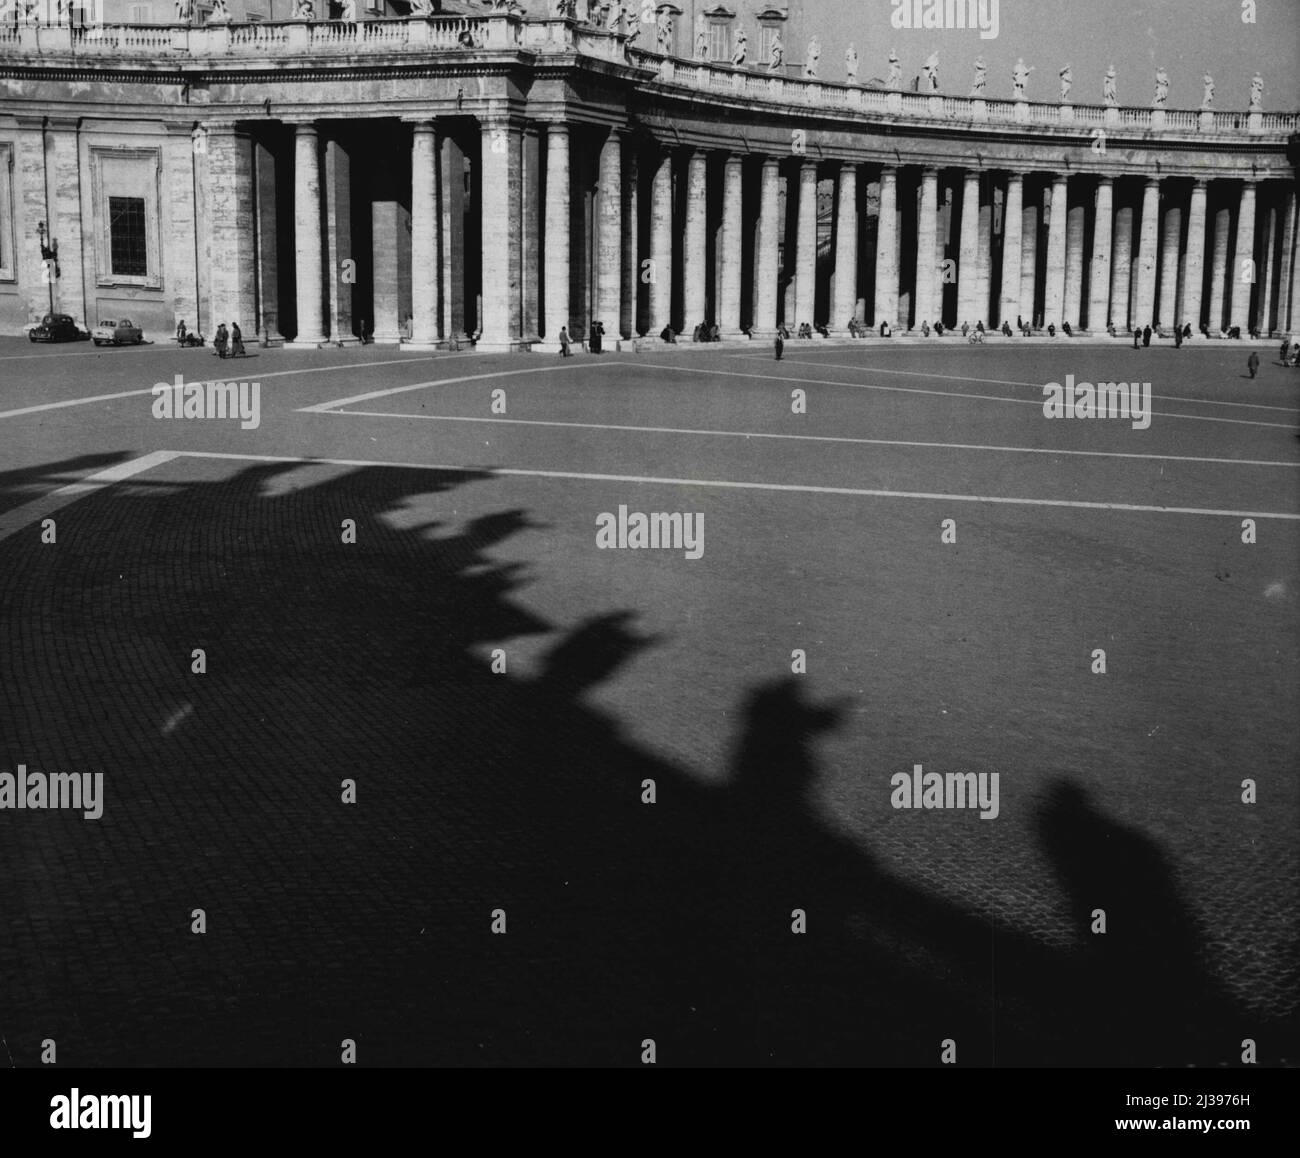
xmin=287 ymin=336 xmax=329 ymax=348
xmin=475 ymin=340 xmax=530 ymax=353
xmin=258 ymin=330 xmax=286 ymax=347
xmin=371 ymin=329 xmax=403 ymax=345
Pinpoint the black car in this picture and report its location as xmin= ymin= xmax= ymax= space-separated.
xmin=29 ymin=314 xmax=84 ymax=343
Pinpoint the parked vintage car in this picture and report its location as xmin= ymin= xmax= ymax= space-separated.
xmin=28 ymin=313 xmax=84 ymax=343
xmin=93 ymin=318 xmax=144 ymax=346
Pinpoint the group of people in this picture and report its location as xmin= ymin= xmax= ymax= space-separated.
xmin=213 ymin=322 xmax=246 ymax=359
xmin=556 ymin=321 xmax=606 ymax=355
xmin=174 ymin=318 xmax=247 ymax=356
xmin=691 ymin=321 xmax=721 ymax=343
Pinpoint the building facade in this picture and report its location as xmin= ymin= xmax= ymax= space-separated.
xmin=0 ymin=5 xmax=1297 ymax=347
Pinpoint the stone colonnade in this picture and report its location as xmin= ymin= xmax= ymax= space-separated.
xmin=211 ymin=115 xmax=1300 ymax=346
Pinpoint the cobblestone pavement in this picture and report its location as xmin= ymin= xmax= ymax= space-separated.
xmin=1 ymin=338 xmax=1297 ymax=1065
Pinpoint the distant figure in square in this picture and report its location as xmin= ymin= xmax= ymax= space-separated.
xmin=176 ymin=319 xmax=188 ymax=342
xmin=1247 ymin=351 xmax=1259 ymax=378
xmin=880 ymin=319 xmax=891 ymax=337
xmin=230 ymin=322 xmax=245 ymax=357
xmin=559 ymin=325 xmax=572 ymax=356
xmin=1142 ymin=324 xmax=1152 ymax=347
xmin=590 ymin=320 xmax=604 ymax=353
xmin=659 ymin=324 xmax=676 ymax=343
xmin=774 ymin=330 xmax=784 ymax=360
xmin=214 ymin=323 xmax=229 ymax=358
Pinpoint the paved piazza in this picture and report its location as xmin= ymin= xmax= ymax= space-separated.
xmin=1 ymin=335 xmax=1296 ymax=1066
xmin=1 ymin=0 xmax=1298 ymax=1078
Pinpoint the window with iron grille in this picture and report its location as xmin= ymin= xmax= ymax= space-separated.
xmin=109 ymin=197 xmax=148 ymax=277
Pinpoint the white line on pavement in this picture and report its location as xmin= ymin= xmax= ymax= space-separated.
xmin=735 ymin=355 xmax=1300 ymax=414
xmin=171 ymin=451 xmax=1300 ymax=521
xmin=0 ymin=450 xmax=180 ymax=542
xmin=0 ymin=354 xmax=468 ymax=420
xmin=297 ymin=360 xmax=618 ymax=413
xmin=326 ymin=409 xmax=1300 ymax=469
xmin=649 ymin=362 xmax=1296 ymax=429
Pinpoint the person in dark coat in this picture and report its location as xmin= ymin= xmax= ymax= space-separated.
xmin=1247 ymin=351 xmax=1260 ymax=378
xmin=589 ymin=320 xmax=604 ymax=354
xmin=230 ymin=322 xmax=245 ymax=357
xmin=1142 ymin=325 xmax=1152 ymax=347
xmin=214 ymin=323 xmax=228 ymax=358
xmin=1174 ymin=325 xmax=1182 ymax=348
xmin=559 ymin=325 xmax=571 ymax=356
xmin=774 ymin=331 xmax=784 ymax=361
xmin=1133 ymin=327 xmax=1141 ymax=348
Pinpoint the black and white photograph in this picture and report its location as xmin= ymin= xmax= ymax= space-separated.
xmin=0 ymin=0 xmax=1296 ymax=1132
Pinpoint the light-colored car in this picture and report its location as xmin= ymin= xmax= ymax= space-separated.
xmin=93 ymin=318 xmax=143 ymax=346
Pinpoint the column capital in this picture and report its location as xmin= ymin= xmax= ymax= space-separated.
xmin=1142 ymin=176 xmax=1160 ymax=189
xmin=1192 ymin=177 xmax=1209 ymax=191
xmin=1094 ymin=174 xmax=1115 ymax=187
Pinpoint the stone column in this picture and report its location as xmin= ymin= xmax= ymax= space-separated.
xmin=440 ymin=134 xmax=467 ymax=341
xmin=1132 ymin=177 xmax=1160 ymax=329
xmin=479 ymin=118 xmax=524 ymax=350
xmin=1042 ymin=174 xmax=1069 ymax=328
xmin=794 ymin=159 xmax=818 ymax=327
xmin=523 ymin=124 xmax=542 ymax=343
xmin=205 ymin=128 xmax=256 ymax=343
xmin=999 ymin=172 xmax=1023 ymax=326
xmin=408 ymin=120 xmax=441 ymax=348
xmin=683 ymin=149 xmax=708 ymax=329
xmin=913 ymin=166 xmax=939 ymax=328
xmin=1277 ymin=186 xmax=1297 ymax=334
xmin=290 ymin=122 xmax=327 ymax=346
xmin=48 ymin=123 xmax=88 ymax=330
xmin=1020 ymin=182 xmax=1040 ymax=326
xmin=324 ymin=136 xmax=356 ymax=345
xmin=720 ymin=153 xmax=744 ymax=336
xmin=1257 ymin=194 xmax=1277 ymax=336
xmin=543 ymin=122 xmax=571 ymax=343
xmin=1063 ymin=195 xmax=1086 ymax=328
xmin=164 ymin=124 xmax=201 ymax=336
xmin=371 ymin=197 xmax=402 ymax=344
xmin=874 ymin=164 xmax=899 ymax=329
xmin=1087 ymin=176 xmax=1113 ymax=331
xmin=1229 ymin=180 xmax=1257 ymax=333
xmin=1179 ymin=179 xmax=1208 ymax=333
xmin=253 ymin=137 xmax=282 ymax=343
xmin=1110 ymin=200 xmax=1134 ymax=332
xmin=754 ymin=156 xmax=780 ymax=334
xmin=1157 ymin=190 xmax=1182 ymax=330
xmin=621 ymin=144 xmax=639 ymax=338
xmin=956 ymin=169 xmax=980 ymax=326
xmin=648 ymin=150 xmax=673 ymax=334
xmin=829 ymin=161 xmax=857 ymax=333
xmin=1208 ymin=200 xmax=1231 ymax=331
xmin=207 ymin=125 xmax=258 ymax=339
xmin=595 ymin=127 xmax=622 ymax=338
xmin=976 ymin=186 xmax=992 ymax=326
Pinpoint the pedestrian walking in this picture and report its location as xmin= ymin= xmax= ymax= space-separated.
xmin=1247 ymin=351 xmax=1260 ymax=378
xmin=1174 ymin=325 xmax=1182 ymax=348
xmin=559 ymin=325 xmax=571 ymax=356
xmin=1142 ymin=325 xmax=1152 ymax=348
xmin=1132 ymin=327 xmax=1140 ymax=348
xmin=230 ymin=322 xmax=245 ymax=357
xmin=214 ymin=322 xmax=228 ymax=358
xmin=774 ymin=331 xmax=784 ymax=361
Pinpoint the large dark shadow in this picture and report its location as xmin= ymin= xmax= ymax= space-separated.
xmin=0 ymin=454 xmax=1288 ymax=1067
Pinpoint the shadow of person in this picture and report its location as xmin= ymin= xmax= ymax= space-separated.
xmin=1025 ymin=779 xmax=1244 ymax=1066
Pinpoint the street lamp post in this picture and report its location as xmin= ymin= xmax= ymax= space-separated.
xmin=36 ymin=219 xmax=59 ymax=316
